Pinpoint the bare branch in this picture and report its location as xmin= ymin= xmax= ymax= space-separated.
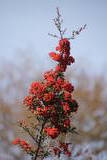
xmin=68 ymin=24 xmax=87 ymax=40
xmin=48 ymin=33 xmax=59 ymax=39
xmin=49 ymin=8 xmax=86 ymax=40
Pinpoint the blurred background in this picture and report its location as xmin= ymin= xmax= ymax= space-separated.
xmin=0 ymin=0 xmax=107 ymax=159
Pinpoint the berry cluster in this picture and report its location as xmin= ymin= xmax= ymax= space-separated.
xmin=12 ymin=138 xmax=33 ymax=154
xmin=23 ymin=38 xmax=78 ymax=137
xmin=50 ymin=38 xmax=75 ymax=72
xmin=13 ymin=38 xmax=79 ymax=159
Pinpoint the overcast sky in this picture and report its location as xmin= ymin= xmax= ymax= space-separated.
xmin=0 ymin=0 xmax=107 ymax=75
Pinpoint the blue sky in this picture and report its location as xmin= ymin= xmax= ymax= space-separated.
xmin=0 ymin=0 xmax=107 ymax=75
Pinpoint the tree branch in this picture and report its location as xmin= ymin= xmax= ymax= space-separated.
xmin=34 ymin=120 xmax=47 ymax=160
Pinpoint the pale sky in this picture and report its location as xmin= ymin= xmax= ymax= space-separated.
xmin=0 ymin=0 xmax=107 ymax=75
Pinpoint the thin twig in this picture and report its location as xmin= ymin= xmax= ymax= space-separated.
xmin=23 ymin=127 xmax=38 ymax=143
xmin=48 ymin=33 xmax=59 ymax=39
xmin=68 ymin=24 xmax=87 ymax=40
xmin=49 ymin=8 xmax=86 ymax=40
xmin=34 ymin=119 xmax=47 ymax=160
xmin=49 ymin=7 xmax=67 ymax=39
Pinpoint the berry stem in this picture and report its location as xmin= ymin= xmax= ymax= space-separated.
xmin=34 ymin=119 xmax=47 ymax=160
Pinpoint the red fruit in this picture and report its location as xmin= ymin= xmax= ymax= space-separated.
xmin=63 ymin=91 xmax=72 ymax=101
xmin=63 ymin=119 xmax=70 ymax=128
xmin=58 ymin=38 xmax=70 ymax=55
xmin=62 ymin=81 xmax=74 ymax=93
xmin=12 ymin=138 xmax=20 ymax=145
xmin=23 ymin=96 xmax=34 ymax=107
xmin=67 ymin=56 xmax=75 ymax=65
xmin=49 ymin=52 xmax=61 ymax=61
xmin=62 ymin=102 xmax=71 ymax=114
xmin=44 ymin=128 xmax=60 ymax=139
xmin=59 ymin=38 xmax=70 ymax=47
xmin=55 ymin=64 xmax=67 ymax=72
xmin=29 ymin=82 xmax=45 ymax=97
xmin=43 ymin=92 xmax=55 ymax=102
xmin=36 ymin=107 xmax=43 ymax=115
xmin=20 ymin=140 xmax=27 ymax=146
